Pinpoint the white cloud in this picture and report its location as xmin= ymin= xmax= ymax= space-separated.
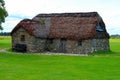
xmin=2 ymin=17 xmax=22 ymax=32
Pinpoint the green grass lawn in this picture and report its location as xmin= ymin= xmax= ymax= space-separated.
xmin=0 ymin=36 xmax=120 ymax=80
xmin=0 ymin=53 xmax=120 ymax=80
xmin=0 ymin=36 xmax=11 ymax=49
xmin=110 ymin=39 xmax=120 ymax=52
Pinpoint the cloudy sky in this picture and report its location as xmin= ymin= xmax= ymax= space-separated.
xmin=2 ymin=0 xmax=120 ymax=35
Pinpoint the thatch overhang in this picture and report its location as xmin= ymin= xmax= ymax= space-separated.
xmin=11 ymin=19 xmax=36 ymax=36
xmin=11 ymin=19 xmax=50 ymax=38
xmin=11 ymin=12 xmax=109 ymax=40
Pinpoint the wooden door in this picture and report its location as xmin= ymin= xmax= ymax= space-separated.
xmin=60 ymin=39 xmax=66 ymax=53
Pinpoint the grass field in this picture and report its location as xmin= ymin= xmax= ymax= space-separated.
xmin=0 ymin=36 xmax=11 ymax=49
xmin=110 ymin=39 xmax=120 ymax=52
xmin=0 ymin=36 xmax=120 ymax=80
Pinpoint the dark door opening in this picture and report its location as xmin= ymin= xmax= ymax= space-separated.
xmin=14 ymin=44 xmax=27 ymax=52
xmin=60 ymin=39 xmax=67 ymax=53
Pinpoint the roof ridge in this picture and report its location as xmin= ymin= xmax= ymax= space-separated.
xmin=34 ymin=12 xmax=99 ymax=18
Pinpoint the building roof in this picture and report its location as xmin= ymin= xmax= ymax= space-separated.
xmin=11 ymin=12 xmax=109 ymax=40
xmin=11 ymin=19 xmax=36 ymax=36
xmin=33 ymin=12 xmax=99 ymax=18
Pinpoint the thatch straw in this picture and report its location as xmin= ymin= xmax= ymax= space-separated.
xmin=11 ymin=12 xmax=109 ymax=40
xmin=49 ymin=17 xmax=98 ymax=40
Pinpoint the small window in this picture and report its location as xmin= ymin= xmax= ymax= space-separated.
xmin=96 ymin=24 xmax=104 ymax=32
xmin=78 ymin=40 xmax=82 ymax=46
xmin=49 ymin=39 xmax=53 ymax=44
xmin=21 ymin=35 xmax=25 ymax=42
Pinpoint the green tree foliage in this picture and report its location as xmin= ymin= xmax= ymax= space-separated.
xmin=0 ymin=0 xmax=8 ymax=30
xmin=110 ymin=34 xmax=120 ymax=39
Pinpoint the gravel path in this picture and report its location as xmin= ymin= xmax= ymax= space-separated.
xmin=0 ymin=49 xmax=7 ymax=52
xmin=0 ymin=49 xmax=88 ymax=56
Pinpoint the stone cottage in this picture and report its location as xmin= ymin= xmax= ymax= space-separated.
xmin=11 ymin=12 xmax=110 ymax=54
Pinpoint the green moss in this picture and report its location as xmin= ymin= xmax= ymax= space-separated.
xmin=39 ymin=19 xmax=45 ymax=24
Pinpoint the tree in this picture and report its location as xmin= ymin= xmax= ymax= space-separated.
xmin=0 ymin=0 xmax=8 ymax=30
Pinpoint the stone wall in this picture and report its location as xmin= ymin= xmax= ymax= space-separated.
xmin=12 ymin=28 xmax=35 ymax=52
xmin=66 ymin=40 xmax=93 ymax=54
xmin=12 ymin=28 xmax=110 ymax=54
xmin=49 ymin=39 xmax=110 ymax=54
xmin=47 ymin=39 xmax=93 ymax=54
xmin=91 ymin=39 xmax=110 ymax=52
xmin=12 ymin=27 xmax=47 ymax=53
xmin=48 ymin=39 xmax=60 ymax=52
xmin=31 ymin=38 xmax=46 ymax=52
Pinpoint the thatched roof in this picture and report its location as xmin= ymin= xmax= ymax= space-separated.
xmin=11 ymin=19 xmax=36 ymax=36
xmin=11 ymin=19 xmax=50 ymax=38
xmin=33 ymin=12 xmax=99 ymax=18
xmin=49 ymin=17 xmax=98 ymax=40
xmin=11 ymin=12 xmax=109 ymax=40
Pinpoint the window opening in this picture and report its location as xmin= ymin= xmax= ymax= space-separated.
xmin=78 ymin=40 xmax=82 ymax=46
xmin=96 ymin=24 xmax=104 ymax=32
xmin=49 ymin=39 xmax=53 ymax=44
xmin=21 ymin=35 xmax=25 ymax=42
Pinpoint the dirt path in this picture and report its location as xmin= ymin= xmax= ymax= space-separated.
xmin=0 ymin=49 xmax=88 ymax=56
xmin=0 ymin=49 xmax=7 ymax=52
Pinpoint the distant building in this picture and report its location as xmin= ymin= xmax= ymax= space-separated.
xmin=11 ymin=12 xmax=110 ymax=54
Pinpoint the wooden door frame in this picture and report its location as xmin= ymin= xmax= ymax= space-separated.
xmin=60 ymin=39 xmax=67 ymax=53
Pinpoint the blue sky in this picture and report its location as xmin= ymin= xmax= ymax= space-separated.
xmin=2 ymin=0 xmax=120 ymax=35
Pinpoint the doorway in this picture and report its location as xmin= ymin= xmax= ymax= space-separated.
xmin=60 ymin=39 xmax=67 ymax=53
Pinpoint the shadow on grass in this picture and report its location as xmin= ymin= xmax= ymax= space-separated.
xmin=90 ymin=50 xmax=120 ymax=56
